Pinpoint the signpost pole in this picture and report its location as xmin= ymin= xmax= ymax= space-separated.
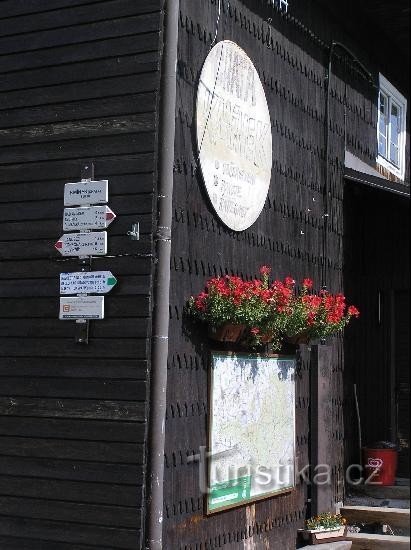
xmin=81 ymin=161 xmax=94 ymax=182
xmin=75 ymin=256 xmax=92 ymax=344
xmin=75 ymin=163 xmax=95 ymax=345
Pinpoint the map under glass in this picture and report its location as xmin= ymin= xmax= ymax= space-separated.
xmin=208 ymin=353 xmax=296 ymax=513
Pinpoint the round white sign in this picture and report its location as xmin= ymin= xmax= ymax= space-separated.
xmin=196 ymin=41 xmax=273 ymax=232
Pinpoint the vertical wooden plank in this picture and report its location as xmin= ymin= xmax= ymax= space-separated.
xmin=395 ymin=290 xmax=410 ymax=477
xmin=390 ymin=290 xmax=397 ymax=443
xmin=310 ymin=344 xmax=334 ymax=515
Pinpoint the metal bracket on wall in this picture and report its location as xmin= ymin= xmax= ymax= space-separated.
xmin=127 ymin=223 xmax=140 ymax=241
xmin=74 ymin=162 xmax=95 ymax=345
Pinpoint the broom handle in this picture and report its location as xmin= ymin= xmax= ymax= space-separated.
xmin=354 ymin=384 xmax=362 ymax=463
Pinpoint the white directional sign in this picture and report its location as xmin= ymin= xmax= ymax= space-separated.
xmin=63 ymin=206 xmax=116 ymax=231
xmin=60 ymin=272 xmax=118 ymax=295
xmin=64 ymin=180 xmax=109 ymax=206
xmin=59 ymin=296 xmax=105 ymax=320
xmin=55 ymin=232 xmax=107 ymax=257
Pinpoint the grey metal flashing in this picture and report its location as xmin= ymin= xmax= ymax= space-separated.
xmin=345 ymin=168 xmax=410 ymax=198
xmin=344 ymin=151 xmax=410 ymax=197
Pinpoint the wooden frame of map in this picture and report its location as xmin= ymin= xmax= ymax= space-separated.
xmin=206 ymin=352 xmax=297 ymax=514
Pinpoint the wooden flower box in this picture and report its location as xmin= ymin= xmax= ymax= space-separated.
xmin=208 ymin=324 xmax=247 ymax=344
xmin=298 ymin=526 xmax=347 ymax=545
xmin=285 ymin=331 xmax=311 ymax=346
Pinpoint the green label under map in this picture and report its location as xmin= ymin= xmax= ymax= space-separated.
xmin=209 ymin=476 xmax=252 ymax=511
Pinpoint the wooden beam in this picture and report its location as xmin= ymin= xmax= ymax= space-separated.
xmin=351 ymin=483 xmax=410 ymax=500
xmin=341 ymin=506 xmax=410 ymax=529
xmin=348 ymin=533 xmax=410 ymax=549
xmin=310 ymin=345 xmax=334 ymax=515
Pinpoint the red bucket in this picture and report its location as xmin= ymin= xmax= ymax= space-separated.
xmin=363 ymin=448 xmax=398 ymax=486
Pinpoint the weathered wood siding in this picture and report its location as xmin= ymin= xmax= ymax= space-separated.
xmin=0 ymin=1 xmax=163 ymax=548
xmin=0 ymin=0 xmax=407 ymax=548
xmin=165 ymin=1 xmax=350 ymax=548
xmin=316 ymin=0 xmax=410 ymax=185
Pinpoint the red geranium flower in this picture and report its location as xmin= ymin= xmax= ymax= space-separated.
xmin=348 ymin=306 xmax=360 ymax=318
xmin=307 ymin=312 xmax=316 ymax=326
xmin=303 ymin=278 xmax=314 ymax=289
xmin=260 ymin=265 xmax=272 ymax=276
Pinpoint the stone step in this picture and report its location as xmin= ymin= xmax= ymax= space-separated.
xmin=298 ymin=542 xmax=352 ymax=550
xmin=347 ymin=533 xmax=410 ymax=549
xmin=351 ymin=483 xmax=410 ymax=500
xmin=341 ymin=506 xmax=410 ymax=528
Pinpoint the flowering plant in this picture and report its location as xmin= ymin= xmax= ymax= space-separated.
xmin=186 ymin=267 xmax=360 ymax=350
xmin=285 ymin=278 xmax=360 ymax=342
xmin=306 ymin=513 xmax=347 ymax=532
xmin=185 ymin=267 xmax=294 ymax=349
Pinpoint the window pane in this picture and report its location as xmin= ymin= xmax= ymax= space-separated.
xmin=390 ymin=143 xmax=399 ymax=166
xmin=379 ymin=115 xmax=387 ymax=137
xmin=378 ymin=92 xmax=389 ymax=158
xmin=389 ymin=101 xmax=401 ymax=166
xmin=379 ymin=134 xmax=387 ymax=158
xmin=390 ymin=102 xmax=400 ymax=146
xmin=379 ymin=92 xmax=386 ymax=114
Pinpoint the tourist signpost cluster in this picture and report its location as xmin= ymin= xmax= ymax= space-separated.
xmin=55 ymin=175 xmax=117 ymax=338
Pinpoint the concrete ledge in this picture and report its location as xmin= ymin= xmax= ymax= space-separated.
xmin=347 ymin=533 xmax=410 ymax=549
xmin=299 ymin=542 xmax=352 ymax=550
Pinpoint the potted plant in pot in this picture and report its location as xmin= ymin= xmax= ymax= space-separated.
xmin=185 ymin=266 xmax=295 ymax=350
xmin=299 ymin=513 xmax=348 ymax=545
xmin=185 ymin=267 xmax=360 ymax=352
xmin=284 ymin=278 xmax=360 ymax=347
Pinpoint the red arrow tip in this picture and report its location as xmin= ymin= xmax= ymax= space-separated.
xmin=106 ymin=212 xmax=116 ymax=220
xmin=55 ymin=241 xmax=63 ymax=249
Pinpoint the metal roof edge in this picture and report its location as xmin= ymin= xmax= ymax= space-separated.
xmin=344 ymin=167 xmax=410 ymax=198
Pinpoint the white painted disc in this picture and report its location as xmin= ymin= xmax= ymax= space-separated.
xmin=196 ymin=40 xmax=273 ymax=232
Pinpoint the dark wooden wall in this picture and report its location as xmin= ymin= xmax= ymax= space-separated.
xmin=0 ymin=1 xmax=163 ymax=548
xmin=165 ymin=1 xmax=349 ymax=548
xmin=315 ymin=0 xmax=410 ymax=184
xmin=0 ymin=0 xmax=408 ymax=548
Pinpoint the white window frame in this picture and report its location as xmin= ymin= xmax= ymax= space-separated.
xmin=279 ymin=0 xmax=289 ymax=11
xmin=268 ymin=0 xmax=289 ymax=13
xmin=377 ymin=74 xmax=407 ymax=180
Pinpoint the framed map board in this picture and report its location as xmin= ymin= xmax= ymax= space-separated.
xmin=207 ymin=353 xmax=296 ymax=514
